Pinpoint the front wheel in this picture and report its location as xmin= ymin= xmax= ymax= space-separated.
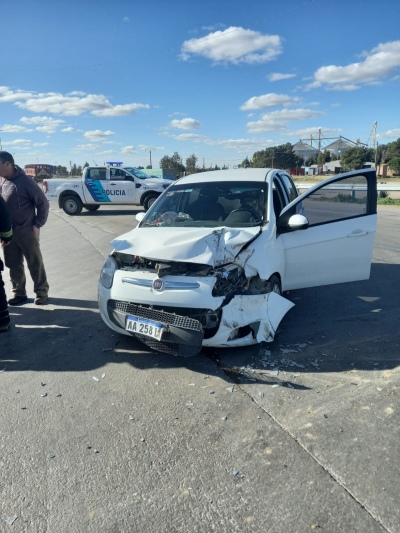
xmin=268 ymin=275 xmax=282 ymax=295
xmin=143 ymin=194 xmax=159 ymax=211
xmin=84 ymin=205 xmax=100 ymax=212
xmin=62 ymin=195 xmax=83 ymax=216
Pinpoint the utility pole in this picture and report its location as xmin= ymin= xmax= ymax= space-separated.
xmin=373 ymin=121 xmax=378 ymax=167
xmin=69 ymin=161 xmax=72 ymax=177
xmin=145 ymin=147 xmax=155 ymax=169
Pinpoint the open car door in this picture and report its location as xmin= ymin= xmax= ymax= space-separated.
xmin=277 ymin=169 xmax=377 ymax=291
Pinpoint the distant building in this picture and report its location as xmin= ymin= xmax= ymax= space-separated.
xmin=323 ymin=136 xmax=356 ymax=157
xmin=292 ymin=141 xmax=319 ymax=161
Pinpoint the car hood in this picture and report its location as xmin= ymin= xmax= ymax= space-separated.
xmin=142 ymin=178 xmax=173 ymax=186
xmin=110 ymin=226 xmax=261 ymax=267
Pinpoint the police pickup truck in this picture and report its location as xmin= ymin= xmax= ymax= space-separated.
xmin=42 ymin=162 xmax=173 ymax=215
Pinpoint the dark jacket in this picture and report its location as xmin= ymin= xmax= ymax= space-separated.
xmin=0 ymin=196 xmax=13 ymax=244
xmin=0 ymin=166 xmax=49 ymax=230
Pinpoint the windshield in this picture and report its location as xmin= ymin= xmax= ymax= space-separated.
xmin=124 ymin=167 xmax=151 ymax=180
xmin=140 ymin=181 xmax=267 ymax=228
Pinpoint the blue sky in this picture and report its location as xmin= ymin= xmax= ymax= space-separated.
xmin=1 ymin=0 xmax=399 ymax=170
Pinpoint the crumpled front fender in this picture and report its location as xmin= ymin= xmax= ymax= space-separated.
xmin=202 ymin=292 xmax=294 ymax=347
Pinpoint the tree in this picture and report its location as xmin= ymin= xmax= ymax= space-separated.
xmin=386 ymin=138 xmax=400 ymax=170
xmin=389 ymin=156 xmax=400 ymax=174
xmin=340 ymin=146 xmax=375 ymax=170
xmin=252 ymin=143 xmax=299 ymax=169
xmin=185 ymin=154 xmax=198 ymax=175
xmin=83 ymin=162 xmax=89 ymax=168
xmin=159 ymin=152 xmax=185 ymax=173
xmin=241 ymin=157 xmax=251 ymax=168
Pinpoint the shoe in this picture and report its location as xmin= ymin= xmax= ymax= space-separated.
xmin=35 ymin=295 xmax=48 ymax=305
xmin=0 ymin=323 xmax=10 ymax=332
xmin=8 ymin=296 xmax=28 ymax=306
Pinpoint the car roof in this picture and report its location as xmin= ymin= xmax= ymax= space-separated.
xmin=174 ymin=168 xmax=274 ymax=185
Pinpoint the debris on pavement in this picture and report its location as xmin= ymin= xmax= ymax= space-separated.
xmin=92 ymin=376 xmax=100 ymax=382
xmin=4 ymin=515 xmax=18 ymax=525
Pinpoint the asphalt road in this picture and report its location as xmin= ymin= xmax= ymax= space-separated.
xmin=0 ymin=202 xmax=399 ymax=533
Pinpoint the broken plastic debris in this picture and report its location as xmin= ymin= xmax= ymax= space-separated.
xmin=41 ymin=382 xmax=46 ymax=386
xmin=5 ymin=516 xmax=18 ymax=525
xmin=222 ymin=416 xmax=227 ymax=421
xmin=0 ymin=368 xmax=6 ymax=373
xmin=259 ymin=392 xmax=265 ymax=398
xmin=102 ymin=373 xmax=106 ymax=379
xmin=186 ymin=401 xmax=194 ymax=407
xmin=272 ymin=384 xmax=281 ymax=388
xmin=41 ymin=392 xmax=47 ymax=397
xmin=232 ymin=469 xmax=239 ymax=476
xmin=226 ymin=386 xmax=234 ymax=393
xmin=92 ymin=376 xmax=100 ymax=382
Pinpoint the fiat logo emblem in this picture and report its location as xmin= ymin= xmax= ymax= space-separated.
xmin=152 ymin=278 xmax=164 ymax=292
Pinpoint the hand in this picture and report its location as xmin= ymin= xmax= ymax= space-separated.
xmin=33 ymin=226 xmax=40 ymax=235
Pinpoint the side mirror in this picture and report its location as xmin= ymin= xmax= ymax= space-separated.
xmin=287 ymin=214 xmax=309 ymax=230
xmin=136 ymin=212 xmax=145 ymax=223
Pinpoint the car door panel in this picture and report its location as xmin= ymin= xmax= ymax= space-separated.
xmin=277 ymin=169 xmax=377 ymax=290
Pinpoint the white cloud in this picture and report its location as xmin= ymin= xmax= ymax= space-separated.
xmin=19 ymin=115 xmax=65 ymax=133
xmin=3 ymin=138 xmax=32 ymax=146
xmin=0 ymin=86 xmax=150 ymax=117
xmin=92 ymin=103 xmax=149 ymax=117
xmin=74 ymin=144 xmax=100 ymax=152
xmin=247 ymin=108 xmax=322 ymax=133
xmin=84 ymin=130 xmax=115 ymax=142
xmin=180 ymin=26 xmax=282 ymax=64
xmin=172 ymin=133 xmax=275 ymax=153
xmin=267 ymin=73 xmax=296 ymax=82
xmin=0 ymin=123 xmax=32 ymax=133
xmin=310 ymin=40 xmax=400 ymax=90
xmin=121 ymin=146 xmax=138 ymax=154
xmin=288 ymin=127 xmax=343 ymax=137
xmin=33 ymin=142 xmax=50 ymax=147
xmin=61 ymin=127 xmax=78 ymax=132
xmin=123 ymin=17 xmax=130 ymax=22
xmin=170 ymin=118 xmax=201 ymax=130
xmin=377 ymin=128 xmax=400 ymax=140
xmin=240 ymin=93 xmax=300 ymax=111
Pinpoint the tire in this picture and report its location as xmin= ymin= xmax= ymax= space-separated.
xmin=143 ymin=194 xmax=159 ymax=211
xmin=84 ymin=205 xmax=100 ymax=212
xmin=62 ymin=195 xmax=83 ymax=216
xmin=268 ymin=275 xmax=282 ymax=295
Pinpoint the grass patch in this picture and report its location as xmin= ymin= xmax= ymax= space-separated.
xmin=377 ymin=197 xmax=400 ymax=205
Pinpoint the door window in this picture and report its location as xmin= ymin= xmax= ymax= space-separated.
xmin=278 ymin=173 xmax=298 ymax=202
xmin=301 ymin=175 xmax=368 ymax=226
xmin=110 ymin=168 xmax=130 ymax=181
xmin=88 ymin=168 xmax=106 ymax=180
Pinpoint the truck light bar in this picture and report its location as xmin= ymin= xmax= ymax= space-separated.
xmin=106 ymin=161 xmax=123 ymax=166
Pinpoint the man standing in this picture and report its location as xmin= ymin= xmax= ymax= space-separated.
xmin=0 ymin=152 xmax=49 ymax=305
xmin=0 ymin=196 xmax=13 ymax=330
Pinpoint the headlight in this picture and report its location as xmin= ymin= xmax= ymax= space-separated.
xmin=100 ymin=256 xmax=117 ymax=289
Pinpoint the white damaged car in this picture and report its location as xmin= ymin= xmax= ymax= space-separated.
xmin=98 ymin=168 xmax=377 ymax=356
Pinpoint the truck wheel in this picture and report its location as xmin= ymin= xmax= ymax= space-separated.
xmin=143 ymin=194 xmax=159 ymax=211
xmin=62 ymin=195 xmax=83 ymax=216
xmin=84 ymin=205 xmax=100 ymax=212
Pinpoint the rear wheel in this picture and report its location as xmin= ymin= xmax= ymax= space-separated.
xmin=84 ymin=205 xmax=100 ymax=212
xmin=62 ymin=195 xmax=83 ymax=216
xmin=268 ymin=275 xmax=282 ymax=295
xmin=143 ymin=194 xmax=159 ymax=211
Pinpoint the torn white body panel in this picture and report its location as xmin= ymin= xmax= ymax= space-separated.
xmin=203 ymin=292 xmax=295 ymax=347
xmin=111 ymin=226 xmax=261 ymax=267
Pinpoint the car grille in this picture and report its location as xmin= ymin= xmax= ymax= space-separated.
xmin=108 ymin=300 xmax=205 ymax=357
xmin=109 ymin=300 xmax=203 ymax=331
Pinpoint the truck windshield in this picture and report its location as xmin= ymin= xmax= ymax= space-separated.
xmin=124 ymin=167 xmax=151 ymax=180
xmin=141 ymin=181 xmax=267 ymax=228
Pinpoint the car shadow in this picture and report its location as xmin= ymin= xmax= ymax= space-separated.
xmin=1 ymin=262 xmax=399 ymax=391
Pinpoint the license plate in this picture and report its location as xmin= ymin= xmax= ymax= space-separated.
xmin=125 ymin=315 xmax=165 ymax=340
